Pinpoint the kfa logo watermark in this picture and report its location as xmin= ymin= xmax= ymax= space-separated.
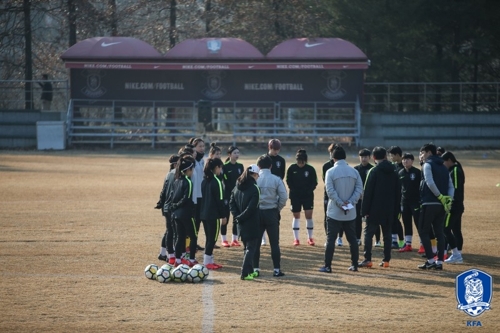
xmin=201 ymin=71 xmax=226 ymax=99
xmin=81 ymin=70 xmax=106 ymax=98
xmin=321 ymin=70 xmax=346 ymax=100
xmin=456 ymin=268 xmax=492 ymax=326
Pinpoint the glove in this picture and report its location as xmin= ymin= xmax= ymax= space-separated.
xmin=437 ymin=194 xmax=452 ymax=213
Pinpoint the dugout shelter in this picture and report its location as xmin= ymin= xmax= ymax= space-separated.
xmin=61 ymin=36 xmax=369 ymax=147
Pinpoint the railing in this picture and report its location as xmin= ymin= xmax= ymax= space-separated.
xmin=0 ymin=80 xmax=69 ymax=111
xmin=364 ymin=82 xmax=500 ymax=112
xmin=66 ymin=99 xmax=360 ymax=148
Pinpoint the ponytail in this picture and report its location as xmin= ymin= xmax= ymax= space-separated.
xmin=203 ymin=158 xmax=223 ymax=179
xmin=175 ymin=155 xmax=195 ymax=179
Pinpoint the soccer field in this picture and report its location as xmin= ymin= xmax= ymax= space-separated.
xmin=0 ymin=149 xmax=498 ymax=332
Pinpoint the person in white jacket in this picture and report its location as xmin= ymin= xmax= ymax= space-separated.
xmin=253 ymin=155 xmax=288 ymax=277
xmin=320 ymin=145 xmax=363 ymax=273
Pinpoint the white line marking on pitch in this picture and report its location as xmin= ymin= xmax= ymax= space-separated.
xmin=201 ymin=272 xmax=215 ymax=333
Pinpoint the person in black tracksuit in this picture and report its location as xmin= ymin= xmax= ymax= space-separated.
xmin=442 ymin=151 xmax=465 ymax=264
xmin=360 ymin=147 xmax=400 ymax=268
xmin=155 ymin=154 xmax=179 ymax=264
xmin=287 ymin=149 xmax=318 ymax=246
xmin=388 ymin=146 xmax=405 ymax=248
xmin=266 ymin=139 xmax=286 ymax=180
xmin=398 ymin=153 xmax=421 ymax=252
xmin=170 ymin=155 xmax=198 ymax=267
xmin=229 ymin=165 xmax=261 ymax=280
xmin=353 ymin=148 xmax=374 ymax=245
xmin=418 ymin=143 xmax=454 ymax=270
xmin=200 ymin=158 xmax=227 ymax=270
xmin=222 ymin=146 xmax=244 ymax=247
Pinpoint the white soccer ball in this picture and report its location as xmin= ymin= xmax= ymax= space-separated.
xmin=161 ymin=263 xmax=175 ymax=272
xmin=144 ymin=264 xmax=158 ymax=280
xmin=171 ymin=264 xmax=189 ymax=282
xmin=156 ymin=267 xmax=172 ymax=283
xmin=187 ymin=264 xmax=209 ymax=283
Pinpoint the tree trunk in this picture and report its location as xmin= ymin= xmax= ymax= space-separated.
xmin=109 ymin=0 xmax=118 ymax=36
xmin=68 ymin=0 xmax=77 ymax=47
xmin=24 ymin=0 xmax=33 ymax=110
xmin=169 ymin=0 xmax=177 ymax=49
xmin=205 ymin=0 xmax=211 ymax=33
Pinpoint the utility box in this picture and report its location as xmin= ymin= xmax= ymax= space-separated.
xmin=37 ymin=121 xmax=66 ymax=150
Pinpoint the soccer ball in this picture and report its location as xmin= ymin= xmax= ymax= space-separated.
xmin=187 ymin=264 xmax=209 ymax=283
xmin=156 ymin=267 xmax=172 ymax=283
xmin=144 ymin=264 xmax=158 ymax=280
xmin=171 ymin=264 xmax=189 ymax=282
xmin=161 ymin=263 xmax=174 ymax=272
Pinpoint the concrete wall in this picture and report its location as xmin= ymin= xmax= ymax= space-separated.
xmin=0 ymin=110 xmax=64 ymax=148
xmin=358 ymin=112 xmax=500 ymax=149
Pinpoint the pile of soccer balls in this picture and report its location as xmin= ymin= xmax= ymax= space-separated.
xmin=144 ymin=263 xmax=209 ymax=283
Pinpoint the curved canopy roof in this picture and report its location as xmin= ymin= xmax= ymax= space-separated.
xmin=267 ymin=38 xmax=367 ymax=61
xmin=164 ymin=38 xmax=265 ymax=60
xmin=60 ymin=37 xmax=163 ymax=60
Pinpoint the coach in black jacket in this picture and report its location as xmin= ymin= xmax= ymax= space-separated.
xmin=229 ymin=165 xmax=261 ymax=280
xmin=360 ymin=147 xmax=400 ymax=268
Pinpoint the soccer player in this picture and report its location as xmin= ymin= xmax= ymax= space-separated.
xmin=200 ymin=158 xmax=227 ymax=269
xmin=229 ymin=165 xmax=261 ymax=281
xmin=359 ymin=147 xmax=400 ymax=268
xmin=320 ymin=145 xmax=363 ymax=272
xmin=170 ymin=155 xmax=198 ymax=267
xmin=388 ymin=145 xmax=405 ymax=249
xmin=322 ymin=143 xmax=344 ymax=246
xmin=155 ymin=154 xmax=180 ymax=264
xmin=418 ymin=143 xmax=454 ymax=270
xmin=442 ymin=151 xmax=465 ymax=264
xmin=398 ymin=153 xmax=421 ymax=252
xmin=189 ymin=137 xmax=206 ymax=251
xmin=254 ymin=155 xmax=288 ymax=277
xmin=353 ymin=148 xmax=374 ymax=246
xmin=221 ymin=146 xmax=244 ymax=247
xmin=208 ymin=142 xmax=222 ymax=160
xmin=286 ymin=149 xmax=318 ymax=246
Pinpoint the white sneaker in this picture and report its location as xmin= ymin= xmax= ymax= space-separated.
xmin=336 ymin=237 xmax=343 ymax=246
xmin=445 ymin=254 xmax=463 ymax=264
xmin=374 ymin=241 xmax=382 ymax=247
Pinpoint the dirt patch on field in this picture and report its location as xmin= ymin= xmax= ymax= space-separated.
xmin=0 ymin=150 xmax=499 ymax=332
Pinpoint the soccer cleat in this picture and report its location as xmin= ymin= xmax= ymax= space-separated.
xmin=358 ymin=259 xmax=373 ymax=268
xmin=241 ymin=274 xmax=254 ymax=281
xmin=273 ymin=270 xmax=285 ymax=277
xmin=398 ymin=244 xmax=413 ymax=252
xmin=230 ymin=240 xmax=241 ymax=247
xmin=418 ymin=260 xmax=438 ymax=269
xmin=221 ymin=240 xmax=230 ymax=247
xmin=252 ymin=270 xmax=260 ymax=278
xmin=319 ymin=266 xmax=332 ymax=273
xmin=293 ymin=239 xmax=300 ymax=246
xmin=348 ymin=265 xmax=358 ymax=272
xmin=379 ymin=261 xmax=389 ymax=268
xmin=445 ymin=254 xmax=463 ymax=264
xmin=307 ymin=238 xmax=315 ymax=246
xmin=417 ymin=245 xmax=425 ymax=254
xmin=206 ymin=263 xmax=222 ymax=270
xmin=374 ymin=241 xmax=382 ymax=247
xmin=336 ymin=238 xmax=343 ymax=246
xmin=158 ymin=254 xmax=167 ymax=261
xmin=168 ymin=257 xmax=176 ymax=265
xmin=181 ymin=258 xmax=193 ymax=267
xmin=391 ymin=241 xmax=400 ymax=249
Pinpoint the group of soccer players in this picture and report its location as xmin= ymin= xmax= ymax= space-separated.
xmin=154 ymin=137 xmax=465 ymax=277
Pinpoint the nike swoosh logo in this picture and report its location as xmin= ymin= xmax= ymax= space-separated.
xmin=305 ymin=42 xmax=324 ymax=48
xmin=248 ymin=66 xmax=254 ymax=68
xmin=101 ymin=42 xmax=122 ymax=47
xmin=154 ymin=66 xmax=160 ymax=69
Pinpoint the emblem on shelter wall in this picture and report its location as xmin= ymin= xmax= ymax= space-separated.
xmin=81 ymin=70 xmax=107 ymax=98
xmin=201 ymin=71 xmax=227 ymax=99
xmin=207 ymin=40 xmax=222 ymax=53
xmin=321 ymin=71 xmax=347 ymax=100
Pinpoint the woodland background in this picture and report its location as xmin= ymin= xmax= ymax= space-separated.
xmin=2 ymin=0 xmax=500 ymax=84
